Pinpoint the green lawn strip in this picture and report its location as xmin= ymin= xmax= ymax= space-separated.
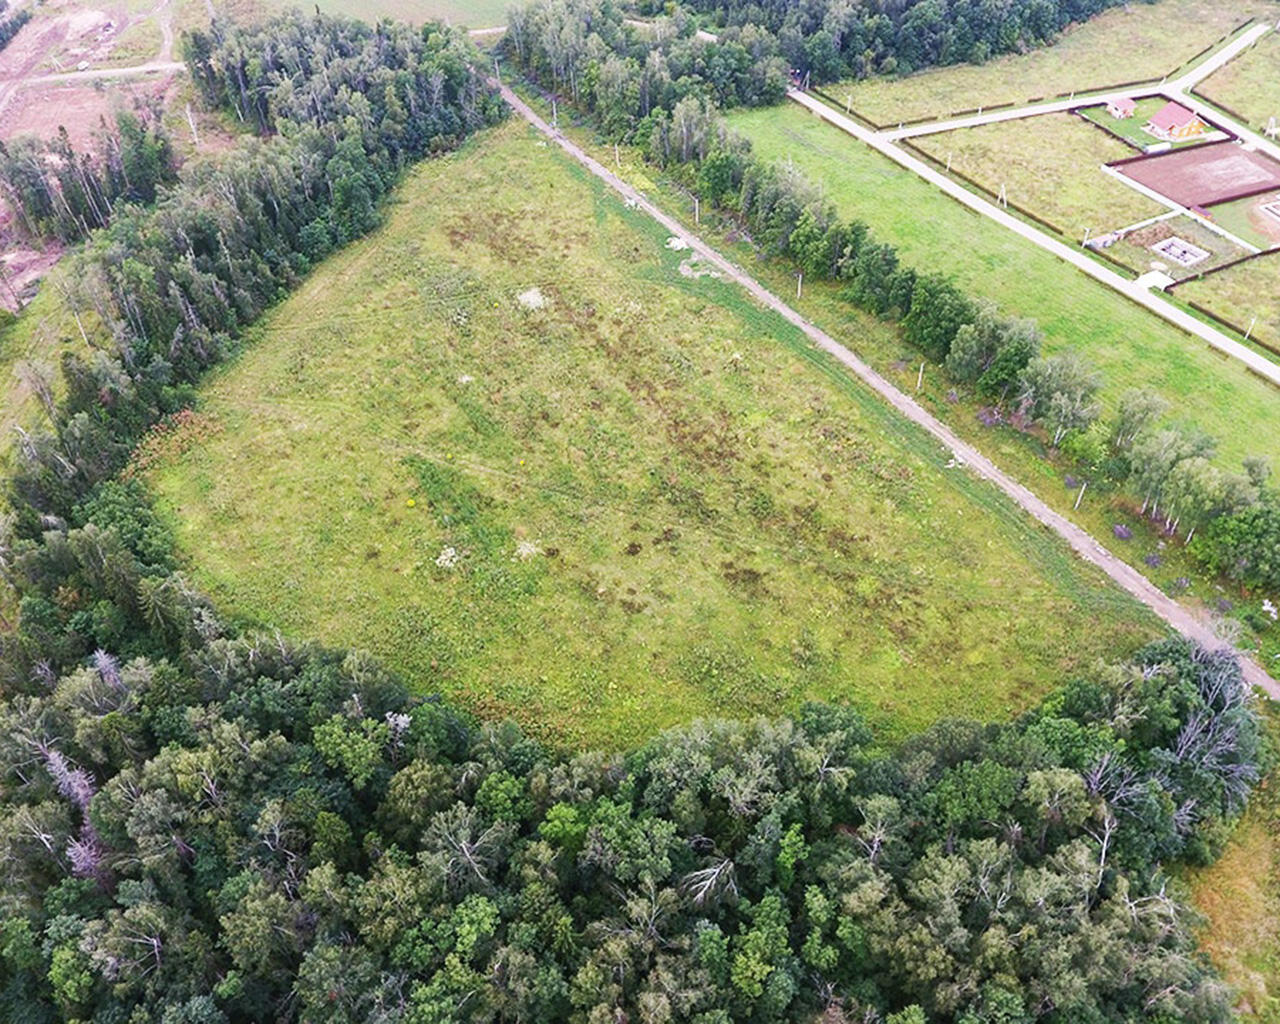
xmin=1207 ymin=192 xmax=1280 ymax=250
xmin=726 ymin=103 xmax=1280 ymax=469
xmin=826 ymin=0 xmax=1279 ymax=127
xmin=146 ymin=119 xmax=1159 ymax=751
xmin=1177 ymin=252 xmax=1280 ymax=355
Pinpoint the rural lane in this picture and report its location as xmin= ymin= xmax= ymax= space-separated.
xmin=789 ymin=88 xmax=1280 ymax=389
xmin=494 ymin=79 xmax=1280 ymax=700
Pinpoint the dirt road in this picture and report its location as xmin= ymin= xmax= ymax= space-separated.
xmin=494 ymin=79 xmax=1280 ymax=699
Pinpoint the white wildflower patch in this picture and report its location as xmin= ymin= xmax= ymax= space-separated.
xmin=457 ymin=373 xmax=474 ymax=384
xmin=665 ymin=236 xmax=689 ymax=251
xmin=515 ymin=540 xmax=542 ymax=560
xmin=435 ymin=546 xmax=460 ymax=569
xmin=517 ymin=287 xmax=547 ymax=310
xmin=1264 ymin=598 xmax=1278 ymax=621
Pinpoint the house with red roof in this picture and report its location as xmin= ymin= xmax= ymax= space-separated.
xmin=1106 ymin=97 xmax=1136 ymax=119
xmin=1145 ymin=100 xmax=1210 ymax=141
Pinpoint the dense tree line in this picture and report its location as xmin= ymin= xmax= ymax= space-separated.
xmin=652 ymin=0 xmax=1150 ymax=79
xmin=506 ymin=0 xmax=1149 ymax=125
xmin=0 ymin=477 xmax=1261 ymax=1022
xmin=0 ymin=1 xmax=31 ymax=54
xmin=4 ymin=12 xmax=500 ymax=542
xmin=504 ymin=0 xmax=790 ymax=141
xmin=0 ymin=106 xmax=176 ymax=244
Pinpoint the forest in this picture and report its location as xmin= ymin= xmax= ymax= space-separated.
xmin=0 ymin=2 xmax=1268 ymax=1021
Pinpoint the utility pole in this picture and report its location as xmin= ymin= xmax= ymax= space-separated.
xmin=796 ymin=272 xmax=802 ymax=299
xmin=551 ymin=97 xmax=558 ymax=131
xmin=916 ymin=362 xmax=924 ymax=391
xmin=694 ymin=196 xmax=699 ymax=225
xmin=1074 ymin=481 xmax=1088 ymax=510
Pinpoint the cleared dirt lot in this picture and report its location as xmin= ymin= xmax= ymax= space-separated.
xmin=1114 ymin=141 xmax=1280 ymax=207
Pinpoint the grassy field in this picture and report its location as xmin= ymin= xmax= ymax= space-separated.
xmin=1198 ymin=28 xmax=1280 ymax=134
xmin=144 ymin=119 xmax=1158 ymax=750
xmin=912 ymin=112 xmax=1165 ymax=236
xmin=1208 ymin=190 xmax=1280 ymax=250
xmin=828 ymin=0 xmax=1278 ymax=127
xmin=1192 ymin=710 xmax=1280 ymax=1022
xmin=727 ymin=103 xmax=1280 ymax=469
xmin=1178 ymin=253 xmax=1280 ymax=353
xmin=1077 ymin=96 xmax=1216 ymax=151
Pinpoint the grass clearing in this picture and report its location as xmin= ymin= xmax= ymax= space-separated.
xmin=1208 ymin=190 xmax=1280 ymax=250
xmin=145 ymin=119 xmax=1158 ymax=750
xmin=1191 ymin=710 xmax=1280 ymax=1022
xmin=827 ymin=0 xmax=1278 ymax=127
xmin=726 ymin=103 xmax=1280 ymax=469
xmin=1177 ymin=253 xmax=1280 ymax=353
xmin=1199 ymin=29 xmax=1280 ymax=134
xmin=912 ymin=112 xmax=1165 ymax=235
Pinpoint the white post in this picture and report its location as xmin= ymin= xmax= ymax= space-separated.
xmin=614 ymin=143 xmax=620 ymax=167
xmin=916 ymin=362 xmax=925 ymax=391
xmin=185 ymin=103 xmax=199 ymax=146
xmin=946 ymin=152 xmax=952 ymax=172
xmin=977 ymin=106 xmax=983 ymax=116
xmin=998 ymin=183 xmax=1007 ymax=208
xmin=493 ymin=57 xmax=500 ymax=82
xmin=1082 ymin=226 xmax=1092 ymax=247
xmin=796 ymin=272 xmax=803 ymax=299
xmin=1074 ymin=481 xmax=1088 ymax=510
xmin=694 ymin=196 xmax=700 ymax=225
xmin=1246 ymin=315 xmax=1258 ymax=341
xmin=846 ymin=95 xmax=852 ymax=114
xmin=551 ymin=97 xmax=558 ymax=130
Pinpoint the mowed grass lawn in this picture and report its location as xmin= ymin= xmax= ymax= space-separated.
xmin=829 ymin=0 xmax=1278 ymax=126
xmin=913 ymin=113 xmax=1165 ymax=235
xmin=146 ymin=119 xmax=1157 ymax=749
xmin=727 ymin=104 xmax=1280 ymax=469
xmin=1178 ymin=253 xmax=1280 ymax=353
xmin=1199 ymin=29 xmax=1280 ymax=133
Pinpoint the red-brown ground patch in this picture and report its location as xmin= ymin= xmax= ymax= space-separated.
xmin=1113 ymin=141 xmax=1280 ymax=208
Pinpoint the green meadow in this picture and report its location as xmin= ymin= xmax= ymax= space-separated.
xmin=145 ymin=120 xmax=1157 ymax=749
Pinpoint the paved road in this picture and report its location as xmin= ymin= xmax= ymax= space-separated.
xmin=494 ymin=79 xmax=1280 ymax=699
xmin=789 ymin=89 xmax=1280 ymax=388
